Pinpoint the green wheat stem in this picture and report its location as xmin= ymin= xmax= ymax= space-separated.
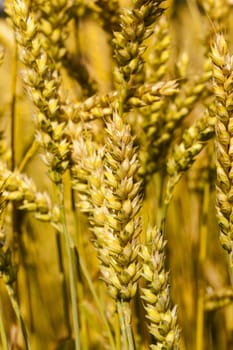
xmin=0 ymin=301 xmax=8 ymax=350
xmin=196 ymin=182 xmax=209 ymax=350
xmin=59 ymin=182 xmax=80 ymax=350
xmin=69 ymin=187 xmax=89 ymax=350
xmin=6 ymin=285 xmax=31 ymax=350
xmin=123 ymin=301 xmax=135 ymax=350
xmin=73 ymin=248 xmax=88 ymax=350
xmin=117 ymin=300 xmax=129 ymax=350
xmin=116 ymin=300 xmax=135 ymax=350
xmin=55 ymin=231 xmax=72 ymax=338
xmin=78 ymin=254 xmax=116 ymax=350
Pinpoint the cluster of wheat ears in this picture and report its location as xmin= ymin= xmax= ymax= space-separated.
xmin=0 ymin=0 xmax=233 ymax=349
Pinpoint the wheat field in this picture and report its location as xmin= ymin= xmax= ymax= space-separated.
xmin=0 ymin=0 xmax=233 ymax=349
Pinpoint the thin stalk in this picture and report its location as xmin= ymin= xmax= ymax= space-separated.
xmin=6 ymin=285 xmax=31 ymax=350
xmin=196 ymin=259 xmax=205 ymax=350
xmin=10 ymin=25 xmax=20 ymax=303
xmin=75 ymin=263 xmax=88 ymax=350
xmin=117 ymin=301 xmax=129 ymax=350
xmin=118 ymin=84 xmax=127 ymax=117
xmin=59 ymin=183 xmax=81 ymax=350
xmin=228 ymin=254 xmax=233 ymax=285
xmin=70 ymin=187 xmax=88 ymax=350
xmin=55 ymin=231 xmax=72 ymax=338
xmin=160 ymin=173 xmax=182 ymax=233
xmin=196 ymin=182 xmax=209 ymax=350
xmin=115 ymin=311 xmax=121 ymax=350
xmin=122 ymin=301 xmax=135 ymax=350
xmin=0 ymin=301 xmax=8 ymax=350
xmin=116 ymin=300 xmax=135 ymax=350
xmin=10 ymin=35 xmax=18 ymax=171
xmin=78 ymin=253 xmax=116 ymax=350
xmin=155 ymin=171 xmax=166 ymax=227
xmin=18 ymin=140 xmax=39 ymax=172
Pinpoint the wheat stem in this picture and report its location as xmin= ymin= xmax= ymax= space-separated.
xmin=196 ymin=182 xmax=209 ymax=350
xmin=10 ymin=35 xmax=17 ymax=171
xmin=117 ymin=300 xmax=130 ymax=350
xmin=55 ymin=231 xmax=72 ymax=338
xmin=6 ymin=285 xmax=31 ymax=350
xmin=123 ymin=301 xmax=135 ymax=350
xmin=18 ymin=140 xmax=39 ymax=172
xmin=0 ymin=301 xmax=8 ymax=350
xmin=78 ymin=253 xmax=116 ymax=350
xmin=59 ymin=182 xmax=80 ymax=350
